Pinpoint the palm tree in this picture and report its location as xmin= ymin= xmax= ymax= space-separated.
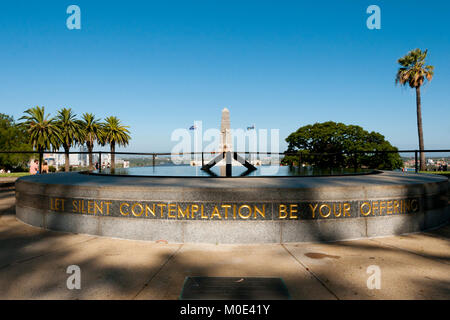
xmin=396 ymin=48 xmax=434 ymax=171
xmin=80 ymin=113 xmax=103 ymax=170
xmin=102 ymin=116 xmax=131 ymax=173
xmin=18 ymin=106 xmax=61 ymax=174
xmin=56 ymin=108 xmax=83 ymax=172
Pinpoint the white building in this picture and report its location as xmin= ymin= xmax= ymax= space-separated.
xmin=44 ymin=146 xmax=97 ymax=169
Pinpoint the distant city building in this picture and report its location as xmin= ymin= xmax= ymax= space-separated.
xmin=43 ymin=146 xmax=100 ymax=169
xmin=78 ymin=146 xmax=89 ymax=167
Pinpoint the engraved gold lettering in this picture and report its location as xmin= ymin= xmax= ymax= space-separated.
xmin=120 ymin=203 xmax=130 ymax=216
xmin=211 ymin=206 xmax=222 ymax=219
xmin=279 ymin=204 xmax=288 ymax=219
xmin=319 ymin=204 xmax=331 ymax=218
xmin=87 ymin=200 xmax=94 ymax=214
xmin=254 ymin=204 xmax=265 ymax=219
xmin=333 ymin=203 xmax=342 ymax=217
xmin=309 ymin=203 xmax=318 ymax=218
xmin=51 ymin=198 xmax=65 ymax=212
xmin=201 ymin=204 xmax=208 ymax=219
xmin=177 ymin=205 xmax=189 ymax=219
xmin=168 ymin=203 xmax=176 ymax=218
xmin=94 ymin=201 xmax=103 ymax=215
xmin=372 ymin=201 xmax=379 ymax=216
xmin=221 ymin=205 xmax=231 ymax=219
xmin=238 ymin=205 xmax=252 ymax=219
xmin=289 ymin=204 xmax=298 ymax=219
xmin=394 ymin=200 xmax=400 ymax=213
xmin=343 ymin=203 xmax=351 ymax=216
xmin=411 ymin=199 xmax=419 ymax=212
xmin=379 ymin=201 xmax=386 ymax=215
xmin=132 ymin=203 xmax=144 ymax=217
xmin=80 ymin=199 xmax=86 ymax=213
xmin=145 ymin=203 xmax=156 ymax=217
xmin=360 ymin=202 xmax=371 ymax=216
xmin=405 ymin=200 xmax=411 ymax=213
xmin=157 ymin=203 xmax=166 ymax=218
xmin=386 ymin=201 xmax=393 ymax=214
xmin=104 ymin=202 xmax=111 ymax=215
xmin=191 ymin=204 xmax=199 ymax=218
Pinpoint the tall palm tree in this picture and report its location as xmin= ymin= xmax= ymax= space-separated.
xmin=102 ymin=116 xmax=131 ymax=173
xmin=80 ymin=113 xmax=103 ymax=170
xmin=396 ymin=48 xmax=434 ymax=171
xmin=56 ymin=108 xmax=83 ymax=172
xmin=18 ymin=106 xmax=61 ymax=174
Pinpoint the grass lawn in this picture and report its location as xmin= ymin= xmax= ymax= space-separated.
xmin=419 ymin=171 xmax=450 ymax=178
xmin=419 ymin=171 xmax=450 ymax=174
xmin=0 ymin=172 xmax=30 ymax=178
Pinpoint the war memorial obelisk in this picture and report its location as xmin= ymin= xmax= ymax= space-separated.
xmin=201 ymin=108 xmax=256 ymax=176
xmin=219 ymin=107 xmax=232 ymax=153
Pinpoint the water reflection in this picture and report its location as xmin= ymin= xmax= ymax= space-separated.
xmin=97 ymin=165 xmax=374 ymax=177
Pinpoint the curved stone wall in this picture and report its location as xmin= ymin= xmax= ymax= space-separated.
xmin=15 ymin=171 xmax=449 ymax=243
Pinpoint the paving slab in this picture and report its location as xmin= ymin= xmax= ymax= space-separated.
xmin=0 ymin=190 xmax=15 ymax=216
xmin=371 ymin=233 xmax=450 ymax=265
xmin=1 ymin=190 xmax=449 ymax=300
xmin=283 ymin=237 xmax=450 ymax=299
xmin=0 ymin=234 xmax=181 ymax=299
xmin=134 ymin=243 xmax=336 ymax=300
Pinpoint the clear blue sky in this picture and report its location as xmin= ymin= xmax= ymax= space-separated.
xmin=0 ymin=0 xmax=449 ymax=152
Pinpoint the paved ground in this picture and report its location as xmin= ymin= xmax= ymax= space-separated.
xmin=1 ymin=180 xmax=449 ymax=299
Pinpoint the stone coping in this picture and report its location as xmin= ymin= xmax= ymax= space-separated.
xmin=14 ymin=171 xmax=449 ymax=243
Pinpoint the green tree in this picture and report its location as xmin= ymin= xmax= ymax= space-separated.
xmin=396 ymin=48 xmax=434 ymax=171
xmin=18 ymin=107 xmax=61 ymax=174
xmin=102 ymin=116 xmax=131 ymax=173
xmin=80 ymin=113 xmax=103 ymax=170
xmin=56 ymin=108 xmax=83 ymax=172
xmin=283 ymin=121 xmax=402 ymax=170
xmin=0 ymin=114 xmax=32 ymax=171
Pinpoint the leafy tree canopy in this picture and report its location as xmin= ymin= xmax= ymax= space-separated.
xmin=0 ymin=113 xmax=32 ymax=171
xmin=283 ymin=121 xmax=403 ymax=170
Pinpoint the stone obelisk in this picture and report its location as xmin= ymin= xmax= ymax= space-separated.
xmin=201 ymin=108 xmax=256 ymax=176
xmin=219 ymin=107 xmax=232 ymax=153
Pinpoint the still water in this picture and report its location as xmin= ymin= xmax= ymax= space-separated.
xmin=97 ymin=165 xmax=374 ymax=177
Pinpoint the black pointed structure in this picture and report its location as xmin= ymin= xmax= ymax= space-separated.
xmin=201 ymin=108 xmax=257 ymax=177
xmin=201 ymin=151 xmax=257 ymax=177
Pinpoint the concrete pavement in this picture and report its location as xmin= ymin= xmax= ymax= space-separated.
xmin=1 ymin=187 xmax=449 ymax=299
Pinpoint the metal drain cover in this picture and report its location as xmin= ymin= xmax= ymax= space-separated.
xmin=180 ymin=276 xmax=290 ymax=300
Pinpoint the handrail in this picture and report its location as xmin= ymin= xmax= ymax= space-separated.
xmin=1 ymin=149 xmax=449 ymax=174
xmin=1 ymin=149 xmax=450 ymax=155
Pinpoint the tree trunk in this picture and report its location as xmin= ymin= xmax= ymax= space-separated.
xmin=416 ymin=86 xmax=426 ymax=171
xmin=111 ymin=142 xmax=115 ymax=174
xmin=38 ymin=148 xmax=43 ymax=174
xmin=65 ymin=146 xmax=70 ymax=172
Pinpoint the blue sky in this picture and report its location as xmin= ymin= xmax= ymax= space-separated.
xmin=0 ymin=0 xmax=449 ymax=152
